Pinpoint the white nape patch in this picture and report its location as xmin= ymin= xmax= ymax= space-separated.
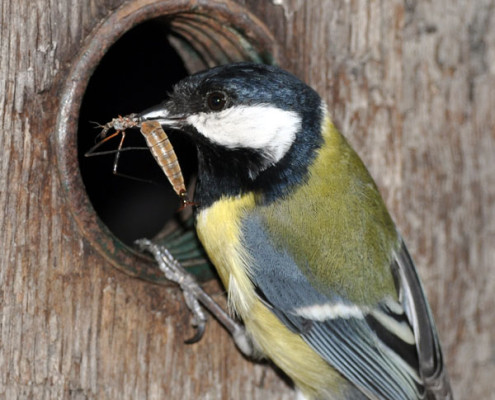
xmin=187 ymin=104 xmax=301 ymax=164
xmin=294 ymin=303 xmax=365 ymax=321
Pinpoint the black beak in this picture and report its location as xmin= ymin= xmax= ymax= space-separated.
xmin=137 ymin=102 xmax=186 ymax=129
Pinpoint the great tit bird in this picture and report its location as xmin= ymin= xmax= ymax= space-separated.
xmin=136 ymin=63 xmax=452 ymax=400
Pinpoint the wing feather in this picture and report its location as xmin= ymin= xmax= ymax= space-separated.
xmin=393 ymin=241 xmax=452 ymax=398
xmin=242 ymin=216 xmax=452 ymax=399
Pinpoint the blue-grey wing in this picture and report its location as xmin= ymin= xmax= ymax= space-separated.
xmin=242 ymin=215 xmax=451 ymax=400
xmin=393 ymin=242 xmax=452 ymax=399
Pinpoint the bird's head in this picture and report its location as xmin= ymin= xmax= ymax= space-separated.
xmin=138 ymin=63 xmax=324 ymax=206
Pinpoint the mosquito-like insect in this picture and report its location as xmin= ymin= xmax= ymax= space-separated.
xmin=85 ymin=114 xmax=195 ymax=209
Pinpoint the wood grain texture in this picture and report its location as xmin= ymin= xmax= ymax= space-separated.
xmin=0 ymin=0 xmax=493 ymax=399
xmin=243 ymin=1 xmax=495 ymax=398
xmin=0 ymin=0 xmax=293 ymax=399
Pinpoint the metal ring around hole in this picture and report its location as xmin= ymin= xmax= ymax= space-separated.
xmin=55 ymin=0 xmax=280 ymax=283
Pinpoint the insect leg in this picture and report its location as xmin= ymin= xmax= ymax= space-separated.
xmin=110 ymin=130 xmax=155 ymax=185
xmin=112 ymin=131 xmax=125 ymax=175
xmin=85 ymin=121 xmax=156 ymax=185
xmin=85 ymin=130 xmax=122 ymax=157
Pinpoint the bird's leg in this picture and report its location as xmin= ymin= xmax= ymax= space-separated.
xmin=135 ymin=238 xmax=253 ymax=356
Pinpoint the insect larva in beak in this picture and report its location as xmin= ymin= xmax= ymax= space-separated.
xmin=140 ymin=120 xmax=193 ymax=208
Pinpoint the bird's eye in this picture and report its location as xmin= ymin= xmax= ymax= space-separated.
xmin=207 ymin=91 xmax=227 ymax=111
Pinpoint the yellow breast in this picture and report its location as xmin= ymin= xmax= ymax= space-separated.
xmin=195 ymin=194 xmax=346 ymax=399
xmin=195 ymin=193 xmax=257 ymax=317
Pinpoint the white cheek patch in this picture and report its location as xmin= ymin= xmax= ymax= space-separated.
xmin=186 ymin=105 xmax=301 ymax=165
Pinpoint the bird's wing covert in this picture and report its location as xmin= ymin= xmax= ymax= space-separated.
xmin=242 ymin=216 xmax=433 ymax=400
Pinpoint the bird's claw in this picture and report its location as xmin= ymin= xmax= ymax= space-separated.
xmin=184 ymin=323 xmax=206 ymax=344
xmin=135 ymin=238 xmax=207 ymax=343
xmin=135 ymin=238 xmax=253 ymax=356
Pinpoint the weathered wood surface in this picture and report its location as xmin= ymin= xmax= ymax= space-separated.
xmin=1 ymin=0 xmax=494 ymax=399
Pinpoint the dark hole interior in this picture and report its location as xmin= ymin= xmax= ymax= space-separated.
xmin=78 ymin=20 xmax=197 ymax=246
